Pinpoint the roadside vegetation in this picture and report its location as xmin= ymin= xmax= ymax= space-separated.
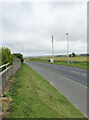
xmin=14 ymin=53 xmax=24 ymax=63
xmin=0 ymin=47 xmax=24 ymax=66
xmin=0 ymin=47 xmax=24 ymax=72
xmin=3 ymin=63 xmax=87 ymax=118
xmin=0 ymin=47 xmax=14 ymax=66
xmin=26 ymin=56 xmax=89 ymax=69
xmin=0 ymin=47 xmax=14 ymax=72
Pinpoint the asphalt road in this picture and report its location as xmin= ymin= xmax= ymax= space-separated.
xmin=25 ymin=61 xmax=88 ymax=117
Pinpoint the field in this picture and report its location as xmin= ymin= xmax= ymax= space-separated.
xmin=34 ymin=56 xmax=89 ymax=62
xmin=2 ymin=63 xmax=87 ymax=118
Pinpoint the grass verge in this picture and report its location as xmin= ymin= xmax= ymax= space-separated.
xmin=29 ymin=59 xmax=88 ymax=69
xmin=3 ymin=63 xmax=87 ymax=118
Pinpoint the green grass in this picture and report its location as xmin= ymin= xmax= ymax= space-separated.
xmin=53 ymin=61 xmax=87 ymax=69
xmin=29 ymin=59 xmax=88 ymax=69
xmin=4 ymin=63 xmax=87 ymax=118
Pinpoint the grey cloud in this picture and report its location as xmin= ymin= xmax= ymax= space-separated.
xmin=1 ymin=2 xmax=87 ymax=56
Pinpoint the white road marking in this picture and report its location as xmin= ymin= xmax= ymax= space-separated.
xmin=71 ymin=70 xmax=87 ymax=76
xmin=49 ymin=81 xmax=54 ymax=85
xmin=58 ymin=73 xmax=88 ymax=89
xmin=82 ymin=73 xmax=87 ymax=76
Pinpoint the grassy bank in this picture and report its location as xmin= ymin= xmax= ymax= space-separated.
xmin=28 ymin=58 xmax=88 ymax=69
xmin=53 ymin=61 xmax=87 ymax=69
xmin=3 ymin=63 xmax=87 ymax=118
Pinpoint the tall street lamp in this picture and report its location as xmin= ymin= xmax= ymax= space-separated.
xmin=66 ymin=32 xmax=69 ymax=64
xmin=52 ymin=35 xmax=54 ymax=59
xmin=50 ymin=35 xmax=54 ymax=63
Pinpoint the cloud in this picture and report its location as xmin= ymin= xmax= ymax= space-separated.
xmin=1 ymin=2 xmax=87 ymax=56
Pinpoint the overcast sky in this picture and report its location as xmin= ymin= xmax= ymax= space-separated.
xmin=0 ymin=2 xmax=87 ymax=56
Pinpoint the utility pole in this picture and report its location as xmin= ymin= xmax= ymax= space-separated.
xmin=52 ymin=35 xmax=54 ymax=59
xmin=66 ymin=32 xmax=69 ymax=64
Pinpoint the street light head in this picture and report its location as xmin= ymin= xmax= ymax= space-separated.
xmin=66 ymin=32 xmax=68 ymax=35
xmin=52 ymin=35 xmax=53 ymax=42
xmin=52 ymin=35 xmax=53 ymax=38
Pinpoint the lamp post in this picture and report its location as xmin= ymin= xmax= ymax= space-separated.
xmin=52 ymin=35 xmax=54 ymax=59
xmin=66 ymin=32 xmax=69 ymax=64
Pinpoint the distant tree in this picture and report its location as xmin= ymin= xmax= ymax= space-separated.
xmin=14 ymin=53 xmax=24 ymax=63
xmin=0 ymin=47 xmax=14 ymax=65
xmin=72 ymin=52 xmax=76 ymax=57
xmin=69 ymin=54 xmax=71 ymax=57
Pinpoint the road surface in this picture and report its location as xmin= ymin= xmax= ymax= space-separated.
xmin=25 ymin=61 xmax=88 ymax=117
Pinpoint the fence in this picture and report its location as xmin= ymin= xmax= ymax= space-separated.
xmin=0 ymin=63 xmax=10 ymax=72
xmin=0 ymin=63 xmax=9 ymax=69
xmin=0 ymin=57 xmax=21 ymax=92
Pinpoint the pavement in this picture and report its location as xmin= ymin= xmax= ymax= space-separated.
xmin=25 ymin=61 xmax=88 ymax=118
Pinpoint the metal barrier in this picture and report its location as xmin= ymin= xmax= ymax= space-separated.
xmin=0 ymin=63 xmax=9 ymax=70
